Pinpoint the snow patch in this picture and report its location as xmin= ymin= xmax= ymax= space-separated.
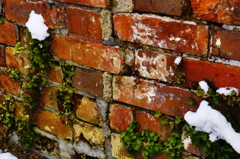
xmin=199 ymin=81 xmax=209 ymax=93
xmin=216 ymin=38 xmax=221 ymax=47
xmin=182 ymin=136 xmax=192 ymax=150
xmin=184 ymin=100 xmax=240 ymax=154
xmin=0 ymin=152 xmax=18 ymax=159
xmin=26 ymin=10 xmax=49 ymax=41
xmin=174 ymin=56 xmax=182 ymax=65
xmin=216 ymin=87 xmax=239 ymax=96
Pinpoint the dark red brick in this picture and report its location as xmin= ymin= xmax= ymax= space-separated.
xmin=57 ymin=0 xmax=109 ymax=9
xmin=0 ymin=45 xmax=5 ymax=66
xmin=113 ymin=13 xmax=209 ymax=55
xmin=67 ymin=6 xmax=102 ymax=39
xmin=190 ymin=0 xmax=240 ymax=25
xmin=135 ymin=0 xmax=187 ymax=16
xmin=211 ymin=27 xmax=240 ymax=61
xmin=109 ymin=104 xmax=133 ymax=131
xmin=0 ymin=21 xmax=17 ymax=45
xmin=72 ymin=67 xmax=103 ymax=96
xmin=113 ymin=76 xmax=200 ymax=118
xmin=3 ymin=0 xmax=66 ymax=29
xmin=52 ymin=34 xmax=124 ymax=74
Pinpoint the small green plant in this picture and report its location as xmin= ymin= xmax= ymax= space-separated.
xmin=0 ymin=20 xmax=4 ymax=25
xmin=14 ymin=42 xmax=26 ymax=54
xmin=134 ymin=39 xmax=143 ymax=48
xmin=7 ymin=68 xmax=20 ymax=81
xmin=154 ymin=110 xmax=162 ymax=118
xmin=188 ymin=98 xmax=195 ymax=105
xmin=175 ymin=71 xmax=186 ymax=85
xmin=107 ymin=1 xmax=118 ymax=9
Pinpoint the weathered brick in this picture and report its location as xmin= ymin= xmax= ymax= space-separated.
xmin=0 ymin=21 xmax=17 ymax=45
xmin=109 ymin=104 xmax=133 ymax=131
xmin=183 ymin=58 xmax=240 ymax=90
xmin=135 ymin=110 xmax=172 ymax=142
xmin=52 ymin=34 xmax=124 ymax=74
xmin=73 ymin=120 xmax=105 ymax=145
xmin=3 ymin=0 xmax=66 ymax=29
xmin=40 ymin=87 xmax=58 ymax=109
xmin=72 ymin=67 xmax=103 ymax=96
xmin=5 ymin=47 xmax=30 ymax=75
xmin=57 ymin=0 xmax=109 ymax=9
xmin=113 ymin=13 xmax=209 ymax=55
xmin=113 ymin=76 xmax=200 ymax=118
xmin=191 ymin=0 xmax=240 ymax=25
xmin=135 ymin=50 xmax=178 ymax=82
xmin=135 ymin=0 xmax=187 ymax=16
xmin=47 ymin=66 xmax=63 ymax=84
xmin=75 ymin=97 xmax=103 ymax=126
xmin=0 ymin=45 xmax=5 ymax=66
xmin=67 ymin=6 xmax=102 ymax=39
xmin=33 ymin=110 xmax=72 ymax=139
xmin=0 ymin=70 xmax=21 ymax=96
xmin=210 ymin=27 xmax=240 ymax=61
xmin=14 ymin=101 xmax=28 ymax=120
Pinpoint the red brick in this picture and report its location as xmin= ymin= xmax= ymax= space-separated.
xmin=0 ymin=70 xmax=21 ymax=96
xmin=5 ymin=47 xmax=30 ymax=75
xmin=40 ymin=87 xmax=58 ymax=109
xmin=113 ymin=76 xmax=200 ymax=118
xmin=52 ymin=34 xmax=124 ymax=74
xmin=0 ymin=21 xmax=17 ymax=45
xmin=75 ymin=96 xmax=103 ymax=126
xmin=113 ymin=13 xmax=209 ymax=55
xmin=3 ymin=0 xmax=66 ymax=29
xmin=67 ymin=6 xmax=102 ymax=39
xmin=135 ymin=50 xmax=178 ymax=82
xmin=135 ymin=110 xmax=172 ymax=142
xmin=0 ymin=45 xmax=5 ymax=66
xmin=210 ymin=27 xmax=240 ymax=61
xmin=72 ymin=67 xmax=103 ymax=96
xmin=135 ymin=0 xmax=187 ymax=16
xmin=183 ymin=58 xmax=240 ymax=90
xmin=109 ymin=104 xmax=133 ymax=131
xmin=57 ymin=0 xmax=109 ymax=9
xmin=47 ymin=67 xmax=63 ymax=84
xmin=33 ymin=110 xmax=72 ymax=139
xmin=190 ymin=0 xmax=240 ymax=25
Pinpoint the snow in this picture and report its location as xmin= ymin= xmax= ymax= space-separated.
xmin=184 ymin=100 xmax=240 ymax=153
xmin=199 ymin=81 xmax=209 ymax=93
xmin=25 ymin=10 xmax=49 ymax=41
xmin=0 ymin=152 xmax=18 ymax=159
xmin=216 ymin=87 xmax=239 ymax=96
xmin=174 ymin=56 xmax=182 ymax=65
xmin=216 ymin=38 xmax=221 ymax=47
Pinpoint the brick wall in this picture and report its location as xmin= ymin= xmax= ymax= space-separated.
xmin=0 ymin=0 xmax=240 ymax=158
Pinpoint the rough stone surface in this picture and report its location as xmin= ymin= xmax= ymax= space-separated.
xmin=75 ymin=96 xmax=103 ymax=126
xmin=33 ymin=110 xmax=73 ymax=139
xmin=113 ymin=75 xmax=200 ymax=118
xmin=52 ymin=34 xmax=124 ymax=74
xmin=191 ymin=0 xmax=240 ymax=25
xmin=211 ymin=26 xmax=240 ymax=61
xmin=5 ymin=47 xmax=30 ymax=75
xmin=109 ymin=104 xmax=133 ymax=131
xmin=101 ymin=9 xmax=112 ymax=40
xmin=113 ymin=13 xmax=209 ymax=55
xmin=135 ymin=0 xmax=186 ymax=16
xmin=72 ymin=67 xmax=103 ymax=96
xmin=103 ymin=72 xmax=112 ymax=102
xmin=0 ymin=21 xmax=17 ymax=46
xmin=112 ymin=0 xmax=134 ymax=13
xmin=67 ymin=6 xmax=102 ymax=39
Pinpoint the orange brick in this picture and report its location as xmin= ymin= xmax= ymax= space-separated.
xmin=3 ymin=0 xmax=66 ymax=29
xmin=0 ymin=45 xmax=5 ymax=66
xmin=47 ymin=67 xmax=63 ymax=84
xmin=0 ymin=70 xmax=21 ymax=96
xmin=33 ymin=110 xmax=72 ymax=139
xmin=0 ymin=21 xmax=17 ymax=45
xmin=113 ymin=76 xmax=200 ymax=118
xmin=40 ymin=87 xmax=58 ymax=110
xmin=113 ymin=13 xmax=209 ymax=55
xmin=109 ymin=104 xmax=133 ymax=131
xmin=67 ymin=6 xmax=102 ymax=39
xmin=52 ymin=34 xmax=124 ymax=74
xmin=75 ymin=97 xmax=103 ymax=126
xmin=57 ymin=0 xmax=109 ymax=9
xmin=72 ymin=68 xmax=103 ymax=96
xmin=210 ymin=26 xmax=240 ymax=61
xmin=5 ymin=47 xmax=30 ymax=75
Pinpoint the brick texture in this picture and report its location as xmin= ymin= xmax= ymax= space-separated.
xmin=40 ymin=87 xmax=58 ymax=109
xmin=47 ymin=67 xmax=63 ymax=84
xmin=113 ymin=13 xmax=209 ymax=55
xmin=0 ymin=45 xmax=5 ymax=66
xmin=57 ymin=0 xmax=109 ymax=9
xmin=52 ymin=34 xmax=124 ymax=74
xmin=3 ymin=0 xmax=66 ymax=29
xmin=113 ymin=76 xmax=200 ymax=118
xmin=67 ymin=6 xmax=102 ymax=39
xmin=191 ymin=0 xmax=240 ymax=25
xmin=72 ymin=67 xmax=103 ymax=96
xmin=135 ymin=0 xmax=187 ymax=16
xmin=210 ymin=27 xmax=240 ymax=61
xmin=0 ymin=21 xmax=17 ymax=45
